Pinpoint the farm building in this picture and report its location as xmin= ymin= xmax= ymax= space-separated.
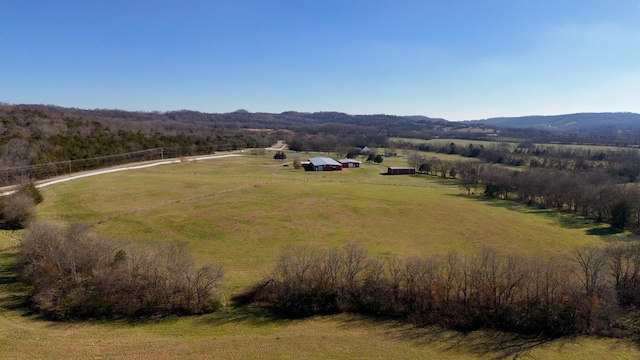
xmin=338 ymin=159 xmax=361 ymax=168
xmin=387 ymin=166 xmax=416 ymax=175
xmin=308 ymin=157 xmax=343 ymax=171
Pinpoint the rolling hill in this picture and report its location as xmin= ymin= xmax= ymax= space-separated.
xmin=467 ymin=112 xmax=640 ymax=134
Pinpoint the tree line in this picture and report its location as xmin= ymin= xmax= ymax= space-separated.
xmin=393 ymin=140 xmax=640 ymax=179
xmin=396 ymin=138 xmax=640 ymax=233
xmin=419 ymin=160 xmax=640 ymax=232
xmin=235 ymin=242 xmax=640 ymax=337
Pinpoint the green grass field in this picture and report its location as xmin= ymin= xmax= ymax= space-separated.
xmin=1 ymin=152 xmax=637 ymax=359
xmin=392 ymin=136 xmax=640 ymax=153
xmin=0 ymin=231 xmax=19 ymax=249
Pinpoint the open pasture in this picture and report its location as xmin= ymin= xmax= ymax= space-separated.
xmin=392 ymin=136 xmax=640 ymax=153
xmin=0 ymin=153 xmax=635 ymax=359
xmin=36 ymin=154 xmax=609 ymax=293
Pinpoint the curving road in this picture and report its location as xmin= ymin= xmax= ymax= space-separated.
xmin=0 ymin=153 xmax=244 ymax=196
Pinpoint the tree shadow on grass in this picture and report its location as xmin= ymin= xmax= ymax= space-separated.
xmin=586 ymin=227 xmax=623 ymax=236
xmin=0 ymin=250 xmax=31 ymax=313
xmin=336 ymin=315 xmax=558 ymax=360
xmin=193 ymin=304 xmax=295 ymax=328
xmin=453 ymin=332 xmax=558 ymax=360
xmin=450 ymin=193 xmax=620 ymax=237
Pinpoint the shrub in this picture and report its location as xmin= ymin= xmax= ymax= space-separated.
xmin=293 ymin=157 xmax=302 ymax=169
xmin=19 ymin=183 xmax=44 ymax=204
xmin=0 ymin=183 xmax=43 ymax=230
xmin=17 ymin=221 xmax=224 ymax=319
xmin=0 ymin=191 xmax=36 ymax=230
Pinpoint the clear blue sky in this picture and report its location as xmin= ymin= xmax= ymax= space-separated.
xmin=1 ymin=1 xmax=639 ymax=120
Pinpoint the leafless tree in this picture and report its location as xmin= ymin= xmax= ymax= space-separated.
xmin=293 ymin=157 xmax=302 ymax=169
xmin=406 ymin=150 xmax=424 ymax=170
xmin=17 ymin=221 xmax=224 ymax=319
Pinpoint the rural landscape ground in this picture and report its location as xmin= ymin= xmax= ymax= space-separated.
xmin=2 ymin=148 xmax=639 ymax=359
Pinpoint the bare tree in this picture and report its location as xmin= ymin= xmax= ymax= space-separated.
xmin=608 ymin=242 xmax=640 ymax=306
xmin=0 ymin=138 xmax=34 ymax=167
xmin=293 ymin=157 xmax=302 ymax=169
xmin=407 ymin=150 xmax=424 ymax=170
xmin=570 ymin=246 xmax=613 ymax=333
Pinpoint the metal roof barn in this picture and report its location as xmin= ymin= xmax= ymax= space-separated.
xmin=308 ymin=157 xmax=343 ymax=171
xmin=338 ymin=159 xmax=361 ymax=168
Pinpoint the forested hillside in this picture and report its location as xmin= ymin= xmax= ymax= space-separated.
xmin=0 ymin=105 xmax=275 ymax=167
xmin=0 ymin=104 xmax=447 ymax=173
xmin=471 ymin=112 xmax=640 ymax=134
xmin=3 ymin=104 xmax=640 ymax=186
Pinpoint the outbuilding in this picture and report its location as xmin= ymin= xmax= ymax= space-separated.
xmin=338 ymin=159 xmax=361 ymax=168
xmin=387 ymin=166 xmax=416 ymax=175
xmin=308 ymin=157 xmax=343 ymax=171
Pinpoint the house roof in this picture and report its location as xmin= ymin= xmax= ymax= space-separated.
xmin=388 ymin=166 xmax=415 ymax=170
xmin=309 ymin=157 xmax=342 ymax=167
xmin=337 ymin=159 xmax=361 ymax=164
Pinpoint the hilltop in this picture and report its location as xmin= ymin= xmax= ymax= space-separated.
xmin=465 ymin=112 xmax=640 ymax=134
xmin=4 ymin=103 xmax=639 ymax=137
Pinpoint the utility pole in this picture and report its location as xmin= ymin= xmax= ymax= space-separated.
xmin=161 ymin=148 xmax=164 ymax=160
xmin=68 ymin=160 xmax=71 ymax=177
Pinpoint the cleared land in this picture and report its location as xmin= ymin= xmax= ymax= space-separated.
xmin=1 ymin=152 xmax=637 ymax=359
xmin=392 ymin=136 xmax=640 ymax=152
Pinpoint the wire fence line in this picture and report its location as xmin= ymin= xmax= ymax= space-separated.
xmin=0 ymin=146 xmax=218 ymax=186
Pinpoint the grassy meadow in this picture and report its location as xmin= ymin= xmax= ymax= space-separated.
xmin=391 ymin=136 xmax=640 ymax=153
xmin=1 ymin=151 xmax=638 ymax=359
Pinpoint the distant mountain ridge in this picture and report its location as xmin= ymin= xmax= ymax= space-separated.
xmin=2 ymin=102 xmax=640 ymax=135
xmin=465 ymin=112 xmax=640 ymax=134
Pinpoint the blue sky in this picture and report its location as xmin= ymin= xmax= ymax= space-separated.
xmin=1 ymin=1 xmax=639 ymax=120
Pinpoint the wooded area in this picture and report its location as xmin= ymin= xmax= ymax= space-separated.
xmin=391 ymin=140 xmax=640 ymax=233
xmin=237 ymin=242 xmax=639 ymax=337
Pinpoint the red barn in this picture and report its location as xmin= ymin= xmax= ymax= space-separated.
xmin=387 ymin=166 xmax=416 ymax=175
xmin=338 ymin=159 xmax=361 ymax=168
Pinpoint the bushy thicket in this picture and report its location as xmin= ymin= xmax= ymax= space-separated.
xmin=0 ymin=183 xmax=43 ymax=230
xmin=236 ymin=243 xmax=640 ymax=337
xmin=17 ymin=221 xmax=224 ymax=319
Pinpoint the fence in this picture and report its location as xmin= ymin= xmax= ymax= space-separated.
xmin=0 ymin=146 xmax=217 ymax=186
